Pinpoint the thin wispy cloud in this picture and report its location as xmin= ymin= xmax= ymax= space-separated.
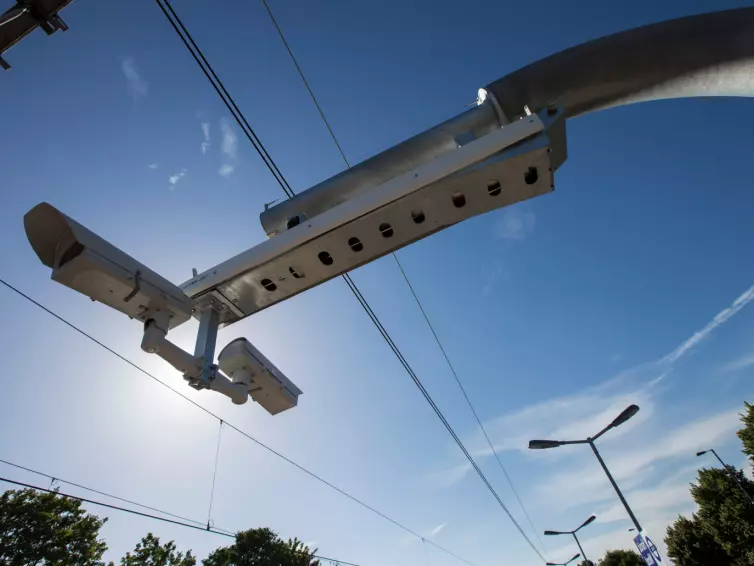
xmin=218 ymin=118 xmax=238 ymax=177
xmin=722 ymin=352 xmax=754 ymax=373
xmin=661 ymin=284 xmax=754 ymax=366
xmin=433 ymin=283 xmax=754 ymax=487
xmin=428 ymin=522 xmax=447 ymax=537
xmin=148 ymin=163 xmax=158 ymax=170
xmin=495 ymin=208 xmax=535 ymax=241
xmin=168 ymin=169 xmax=187 ymax=190
xmin=220 ymin=118 xmax=238 ymax=160
xmin=121 ymin=57 xmax=148 ymax=101
xmin=201 ymin=122 xmax=211 ymax=155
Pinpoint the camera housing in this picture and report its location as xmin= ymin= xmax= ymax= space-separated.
xmin=24 ymin=203 xmax=193 ymax=329
xmin=218 ymin=338 xmax=302 ymax=415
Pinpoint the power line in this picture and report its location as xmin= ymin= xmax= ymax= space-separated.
xmin=0 ymin=278 xmax=475 ymax=566
xmin=152 ymin=1 xmax=544 ymax=561
xmin=0 ymin=457 xmax=223 ymax=532
xmin=207 ymin=420 xmax=224 ymax=529
xmin=154 ymin=0 xmax=294 ymax=198
xmin=0 ymin=475 xmax=235 ymax=537
xmin=258 ymin=0 xmax=351 ymax=168
xmin=0 ymin=473 xmax=359 ymax=566
xmin=255 ymin=4 xmax=546 ymax=559
xmin=391 ymin=258 xmax=546 ymax=554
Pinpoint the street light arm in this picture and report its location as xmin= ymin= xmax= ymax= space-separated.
xmin=484 ymin=8 xmax=754 ymax=122
xmin=575 ymin=515 xmax=597 ymax=532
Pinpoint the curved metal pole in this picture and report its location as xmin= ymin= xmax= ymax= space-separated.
xmin=262 ymin=8 xmax=754 ymax=235
xmin=485 ymin=8 xmax=754 ymax=121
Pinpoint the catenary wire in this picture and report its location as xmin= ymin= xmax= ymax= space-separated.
xmin=207 ymin=420 xmax=224 ymax=528
xmin=256 ymin=2 xmax=546 ymax=558
xmin=0 ymin=474 xmax=359 ymax=566
xmin=0 ymin=278 xmax=475 ymax=566
xmin=150 ymin=1 xmax=544 ymax=561
xmin=0 ymin=457 xmax=221 ymax=531
xmin=392 ymin=258 xmax=547 ymax=554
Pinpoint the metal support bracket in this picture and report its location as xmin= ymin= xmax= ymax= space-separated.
xmin=188 ymin=307 xmax=221 ymax=390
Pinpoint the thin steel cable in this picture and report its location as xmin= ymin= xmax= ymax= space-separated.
xmin=340 ymin=274 xmax=544 ymax=561
xmin=154 ymin=0 xmax=543 ymax=555
xmin=207 ymin=420 xmax=224 ymax=528
xmin=256 ymin=5 xmax=545 ymax=559
xmin=0 ymin=278 xmax=475 ymax=566
xmin=0 ymin=476 xmax=236 ymax=536
xmin=0 ymin=457 xmax=211 ymax=530
xmin=0 ymin=474 xmax=359 ymax=565
xmin=392 ymin=256 xmax=547 ymax=554
xmin=153 ymin=0 xmax=295 ymax=198
xmin=259 ymin=0 xmax=351 ymax=168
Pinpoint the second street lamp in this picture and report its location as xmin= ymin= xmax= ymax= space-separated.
xmin=546 ymin=553 xmax=581 ymax=566
xmin=544 ymin=514 xmax=596 ymax=565
xmin=697 ymin=448 xmax=754 ymax=506
xmin=529 ymin=405 xmax=643 ymax=532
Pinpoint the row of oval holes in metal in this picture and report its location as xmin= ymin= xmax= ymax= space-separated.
xmin=259 ymin=168 xmax=538 ymax=292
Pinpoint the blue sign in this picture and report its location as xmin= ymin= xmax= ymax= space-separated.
xmin=633 ymin=531 xmax=663 ymax=566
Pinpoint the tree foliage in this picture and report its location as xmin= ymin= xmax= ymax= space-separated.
xmin=665 ymin=515 xmax=729 ymax=566
xmin=202 ymin=528 xmax=317 ymax=566
xmin=0 ymin=488 xmax=108 ymax=566
xmin=120 ymin=533 xmax=195 ymax=566
xmin=596 ymin=549 xmax=644 ymax=566
xmin=738 ymin=402 xmax=754 ymax=468
xmin=664 ymin=400 xmax=754 ymax=565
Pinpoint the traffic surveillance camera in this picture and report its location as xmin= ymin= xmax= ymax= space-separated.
xmin=218 ymin=338 xmax=302 ymax=414
xmin=23 ymin=203 xmax=300 ymax=413
xmin=24 ymin=203 xmax=193 ymax=329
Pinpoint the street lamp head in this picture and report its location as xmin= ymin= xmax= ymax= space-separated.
xmin=577 ymin=514 xmax=597 ymax=530
xmin=696 ymin=450 xmax=709 ymax=457
xmin=568 ymin=553 xmax=581 ymax=564
xmin=529 ymin=439 xmax=563 ymax=449
xmin=544 ymin=530 xmax=564 ymax=536
xmin=610 ymin=404 xmax=640 ymax=428
xmin=628 ymin=528 xmax=636 ymax=532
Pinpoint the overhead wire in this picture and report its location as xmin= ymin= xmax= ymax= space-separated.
xmin=0 ymin=278 xmax=475 ymax=566
xmin=391 ymin=259 xmax=547 ymax=554
xmin=0 ymin=471 xmax=359 ymax=566
xmin=257 ymin=1 xmax=546 ymax=558
xmin=0 ymin=457 xmax=223 ymax=532
xmin=151 ymin=0 xmax=544 ymax=561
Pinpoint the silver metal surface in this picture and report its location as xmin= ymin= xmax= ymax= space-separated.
xmin=260 ymin=101 xmax=500 ymax=236
xmin=185 ymin=110 xmax=561 ymax=325
xmin=193 ymin=308 xmax=220 ymax=386
xmin=485 ymin=8 xmax=754 ymax=120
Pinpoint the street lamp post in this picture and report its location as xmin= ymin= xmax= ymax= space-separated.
xmin=697 ymin=448 xmax=754 ymax=506
xmin=544 ymin=515 xmax=596 ymax=565
xmin=529 ymin=405 xmax=643 ymax=532
xmin=546 ymin=553 xmax=581 ymax=566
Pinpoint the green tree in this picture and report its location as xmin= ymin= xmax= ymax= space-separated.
xmin=665 ymin=515 xmax=730 ymax=566
xmin=738 ymin=401 xmax=754 ymax=467
xmin=202 ymin=528 xmax=317 ymax=566
xmin=690 ymin=466 xmax=754 ymax=564
xmin=664 ymin=400 xmax=754 ymax=565
xmin=597 ymin=549 xmax=644 ymax=566
xmin=120 ymin=533 xmax=195 ymax=566
xmin=0 ymin=488 xmax=108 ymax=565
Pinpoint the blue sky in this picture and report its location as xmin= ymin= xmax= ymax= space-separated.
xmin=1 ymin=0 xmax=754 ymax=564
